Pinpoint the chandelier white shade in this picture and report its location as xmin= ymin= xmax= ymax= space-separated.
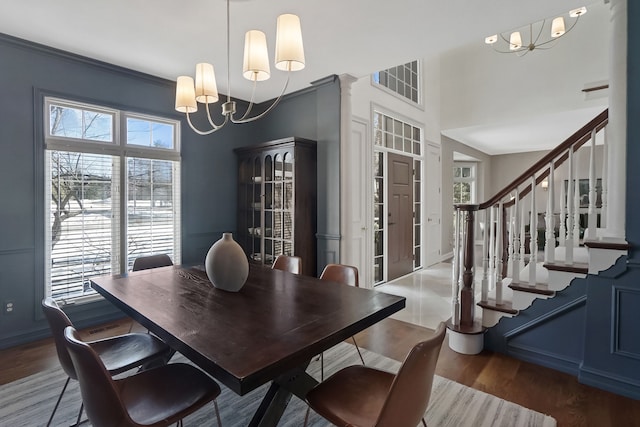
xmin=243 ymin=31 xmax=270 ymax=82
xmin=275 ymin=14 xmax=305 ymax=71
xmin=485 ymin=6 xmax=587 ymax=56
xmin=175 ymin=0 xmax=305 ymax=135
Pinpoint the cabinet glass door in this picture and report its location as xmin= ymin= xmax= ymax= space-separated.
xmin=249 ymin=157 xmax=262 ymax=261
xmin=282 ymin=152 xmax=294 ymax=255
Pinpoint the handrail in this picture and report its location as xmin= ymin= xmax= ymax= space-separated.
xmin=479 ymin=109 xmax=608 ymax=209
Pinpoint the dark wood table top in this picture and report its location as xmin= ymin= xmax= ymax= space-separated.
xmin=91 ymin=263 xmax=405 ymax=395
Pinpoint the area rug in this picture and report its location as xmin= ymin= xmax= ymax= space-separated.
xmin=0 ymin=342 xmax=556 ymax=426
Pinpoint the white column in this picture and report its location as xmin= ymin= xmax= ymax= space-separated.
xmin=604 ymin=0 xmax=627 ymax=238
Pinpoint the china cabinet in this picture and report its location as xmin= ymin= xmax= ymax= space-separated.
xmin=235 ymin=137 xmax=317 ymax=276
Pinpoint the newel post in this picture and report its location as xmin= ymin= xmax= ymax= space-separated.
xmin=458 ymin=204 xmax=479 ymax=326
xmin=448 ymin=203 xmax=484 ymax=355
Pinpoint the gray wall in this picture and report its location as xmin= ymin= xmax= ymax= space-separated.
xmin=0 ymin=33 xmax=340 ymax=348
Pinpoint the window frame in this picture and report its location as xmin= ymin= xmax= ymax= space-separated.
xmin=371 ymin=60 xmax=422 ymax=107
xmin=453 ymin=162 xmax=477 ymax=204
xmin=43 ymin=96 xmax=181 ymax=305
xmin=371 ymin=108 xmax=424 ymax=285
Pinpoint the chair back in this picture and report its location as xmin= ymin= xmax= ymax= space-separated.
xmin=63 ymin=326 xmax=129 ymax=426
xmin=375 ymin=322 xmax=447 ymax=427
xmin=42 ymin=298 xmax=77 ymax=379
xmin=272 ymin=255 xmax=303 ymax=275
xmin=132 ymin=254 xmax=173 ymax=272
xmin=319 ymin=263 xmax=359 ymax=287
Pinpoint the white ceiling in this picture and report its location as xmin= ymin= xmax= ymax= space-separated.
xmin=1 ymin=0 xmax=602 ymax=154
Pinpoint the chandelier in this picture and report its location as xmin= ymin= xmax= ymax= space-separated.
xmin=174 ymin=0 xmax=305 ymax=135
xmin=484 ymin=7 xmax=587 ymax=57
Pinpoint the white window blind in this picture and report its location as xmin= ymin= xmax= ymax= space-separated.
xmin=126 ymin=158 xmax=181 ymax=270
xmin=44 ymin=97 xmax=181 ymax=303
xmin=45 ymin=152 xmax=120 ymax=300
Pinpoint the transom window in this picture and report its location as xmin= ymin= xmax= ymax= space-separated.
xmin=44 ymin=97 xmax=181 ymax=303
xmin=372 ymin=60 xmax=420 ymax=104
xmin=373 ymin=111 xmax=421 ymax=156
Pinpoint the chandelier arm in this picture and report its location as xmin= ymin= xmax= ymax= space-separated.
xmin=233 ymin=79 xmax=258 ymax=122
xmin=532 ymin=20 xmax=545 ymax=46
xmin=205 ymin=101 xmax=228 ymax=129
xmin=499 ymin=33 xmax=511 ymax=44
xmin=232 ymin=71 xmax=291 ymax=124
xmin=185 ymin=112 xmax=223 ymax=136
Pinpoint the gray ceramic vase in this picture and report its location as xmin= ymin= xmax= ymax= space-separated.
xmin=204 ymin=232 xmax=249 ymax=292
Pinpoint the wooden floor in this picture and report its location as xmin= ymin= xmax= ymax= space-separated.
xmin=1 ymin=317 xmax=639 ymax=427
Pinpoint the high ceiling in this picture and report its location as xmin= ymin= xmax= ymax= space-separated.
xmin=1 ymin=0 xmax=604 ymax=154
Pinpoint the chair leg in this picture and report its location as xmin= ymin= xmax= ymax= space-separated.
xmin=75 ymin=402 xmax=84 ymax=426
xmin=422 ymin=417 xmax=427 ymax=427
xmin=214 ymin=399 xmax=223 ymax=427
xmin=47 ymin=376 xmax=70 ymax=427
xmin=320 ymin=352 xmax=324 ymax=382
xmin=303 ymin=406 xmax=311 ymax=427
xmin=351 ymin=336 xmax=365 ymax=365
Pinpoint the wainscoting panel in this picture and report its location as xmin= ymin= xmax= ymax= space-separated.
xmin=613 ymin=286 xmax=640 ymax=360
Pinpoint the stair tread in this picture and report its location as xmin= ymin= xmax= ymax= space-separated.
xmin=543 ymin=261 xmax=589 ymax=273
xmin=509 ymin=282 xmax=555 ymax=296
xmin=477 ymin=299 xmax=519 ymax=315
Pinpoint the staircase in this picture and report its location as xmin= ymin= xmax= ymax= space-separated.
xmin=446 ymin=109 xmax=630 ymax=362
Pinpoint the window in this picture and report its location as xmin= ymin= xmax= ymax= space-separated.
xmin=44 ymin=98 xmax=181 ymax=302
xmin=453 ymin=163 xmax=476 ymax=204
xmin=373 ymin=60 xmax=420 ymax=104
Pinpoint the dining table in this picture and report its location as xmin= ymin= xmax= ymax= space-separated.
xmin=91 ymin=263 xmax=406 ymax=427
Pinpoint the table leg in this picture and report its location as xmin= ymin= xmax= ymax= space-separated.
xmin=248 ymin=363 xmax=318 ymax=427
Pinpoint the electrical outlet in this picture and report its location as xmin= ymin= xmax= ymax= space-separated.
xmin=4 ymin=300 xmax=14 ymax=314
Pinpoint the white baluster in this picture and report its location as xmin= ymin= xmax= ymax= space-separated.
xmin=587 ymin=128 xmax=598 ymax=240
xmin=559 ymin=176 xmax=566 ymax=247
xmin=566 ymin=148 xmax=575 ymax=264
xmin=520 ymin=197 xmax=527 ymax=272
xmin=510 ymin=191 xmax=520 ymax=283
xmin=573 ymin=171 xmax=581 ymax=246
xmin=489 ymin=205 xmax=496 ymax=290
xmin=451 ymin=208 xmax=460 ymax=326
xmin=495 ymin=202 xmax=503 ymax=305
xmin=481 ymin=210 xmax=489 ymax=303
xmin=529 ymin=176 xmax=537 ymax=285
xmin=545 ymin=162 xmax=556 ymax=263
xmin=601 ymin=125 xmax=608 ymax=228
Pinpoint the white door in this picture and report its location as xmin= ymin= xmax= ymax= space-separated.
xmin=341 ymin=118 xmax=372 ymax=287
xmin=426 ymin=143 xmax=441 ymax=266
